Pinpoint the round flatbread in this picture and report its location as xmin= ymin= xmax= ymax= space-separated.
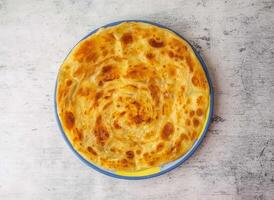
xmin=56 ymin=22 xmax=210 ymax=171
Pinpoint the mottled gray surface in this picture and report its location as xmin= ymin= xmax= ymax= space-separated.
xmin=0 ymin=0 xmax=273 ymax=199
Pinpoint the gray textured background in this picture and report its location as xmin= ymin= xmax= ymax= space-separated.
xmin=0 ymin=0 xmax=274 ymax=199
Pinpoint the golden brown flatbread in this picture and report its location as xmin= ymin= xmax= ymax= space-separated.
xmin=56 ymin=22 xmax=210 ymax=171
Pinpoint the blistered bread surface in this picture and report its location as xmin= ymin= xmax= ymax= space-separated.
xmin=56 ymin=22 xmax=210 ymax=171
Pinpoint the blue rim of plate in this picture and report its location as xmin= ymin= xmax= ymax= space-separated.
xmin=54 ymin=20 xmax=214 ymax=180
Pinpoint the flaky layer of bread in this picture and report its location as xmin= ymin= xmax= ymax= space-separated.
xmin=57 ymin=22 xmax=210 ymax=171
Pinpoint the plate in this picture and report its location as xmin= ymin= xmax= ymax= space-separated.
xmin=54 ymin=20 xmax=214 ymax=180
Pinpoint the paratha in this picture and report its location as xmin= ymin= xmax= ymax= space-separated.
xmin=56 ymin=22 xmax=210 ymax=171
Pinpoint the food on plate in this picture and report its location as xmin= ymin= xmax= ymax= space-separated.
xmin=56 ymin=22 xmax=210 ymax=171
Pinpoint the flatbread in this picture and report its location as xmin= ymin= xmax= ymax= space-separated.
xmin=56 ymin=22 xmax=210 ymax=171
